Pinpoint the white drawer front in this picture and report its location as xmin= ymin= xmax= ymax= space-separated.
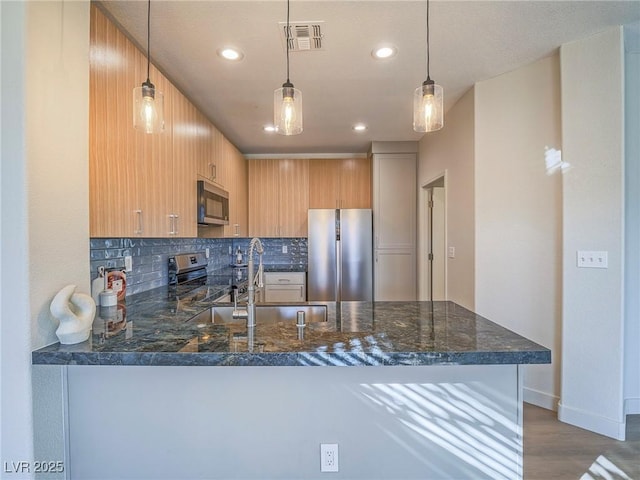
xmin=264 ymin=272 xmax=305 ymax=285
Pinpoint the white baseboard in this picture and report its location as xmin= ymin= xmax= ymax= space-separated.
xmin=625 ymin=397 xmax=640 ymax=415
xmin=523 ymin=387 xmax=558 ymax=411
xmin=558 ymin=401 xmax=626 ymax=440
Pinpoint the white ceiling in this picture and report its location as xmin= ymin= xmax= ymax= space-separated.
xmin=98 ymin=0 xmax=640 ymax=155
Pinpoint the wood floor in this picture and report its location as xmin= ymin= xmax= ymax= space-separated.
xmin=523 ymin=403 xmax=640 ymax=480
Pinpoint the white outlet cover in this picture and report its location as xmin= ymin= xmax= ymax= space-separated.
xmin=320 ymin=444 xmax=339 ymax=472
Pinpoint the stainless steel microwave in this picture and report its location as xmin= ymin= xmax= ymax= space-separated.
xmin=197 ymin=180 xmax=229 ymax=226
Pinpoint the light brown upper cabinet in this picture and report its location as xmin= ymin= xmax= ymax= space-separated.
xmin=248 ymin=158 xmax=309 ymax=237
xmin=90 ymin=5 xmax=182 ymax=238
xmin=224 ymin=143 xmax=248 ymax=238
xmin=309 ymin=157 xmax=371 ymax=209
xmin=89 ymin=4 xmax=247 ymax=239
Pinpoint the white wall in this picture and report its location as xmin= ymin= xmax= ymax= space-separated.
xmin=559 ymin=27 xmax=626 ymax=440
xmin=624 ymin=22 xmax=640 ymax=415
xmin=1 ymin=0 xmax=90 ymax=474
xmin=1 ymin=1 xmax=34 ymax=474
xmin=418 ymin=88 xmax=475 ymax=309
xmin=26 ymin=0 xmax=91 ymax=348
xmin=474 ymin=54 xmax=563 ymax=411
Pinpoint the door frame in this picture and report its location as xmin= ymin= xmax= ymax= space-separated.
xmin=419 ymin=172 xmax=447 ymax=301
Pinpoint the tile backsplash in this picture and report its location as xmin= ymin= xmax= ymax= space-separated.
xmin=90 ymin=237 xmax=307 ymax=296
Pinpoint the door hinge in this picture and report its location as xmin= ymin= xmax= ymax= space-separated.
xmin=428 ymin=200 xmax=434 ymax=208
xmin=428 ymin=253 xmax=434 ymax=261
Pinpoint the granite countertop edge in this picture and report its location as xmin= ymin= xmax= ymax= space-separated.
xmin=32 ymin=349 xmax=551 ymax=367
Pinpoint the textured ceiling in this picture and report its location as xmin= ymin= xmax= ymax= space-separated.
xmin=98 ymin=0 xmax=640 ymax=155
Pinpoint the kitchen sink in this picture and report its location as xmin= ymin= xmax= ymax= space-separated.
xmin=190 ymin=304 xmax=327 ymax=325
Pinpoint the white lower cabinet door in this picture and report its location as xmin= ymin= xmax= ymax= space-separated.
xmin=374 ymin=249 xmax=417 ymax=301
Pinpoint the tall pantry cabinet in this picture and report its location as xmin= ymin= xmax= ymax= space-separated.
xmin=372 ymin=145 xmax=418 ymax=301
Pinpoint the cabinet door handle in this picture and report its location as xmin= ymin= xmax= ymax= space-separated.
xmin=210 ymin=163 xmax=217 ymax=181
xmin=234 ymin=224 xmax=240 ymax=237
xmin=277 ymin=279 xmax=291 ymax=283
xmin=135 ymin=210 xmax=143 ymax=235
xmin=300 ymin=286 xmax=304 ymax=298
xmin=169 ymin=214 xmax=179 ymax=235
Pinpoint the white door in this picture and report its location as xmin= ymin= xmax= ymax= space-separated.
xmin=428 ymin=186 xmax=446 ymax=300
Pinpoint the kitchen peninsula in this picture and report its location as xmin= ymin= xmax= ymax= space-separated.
xmin=33 ymin=284 xmax=549 ymax=480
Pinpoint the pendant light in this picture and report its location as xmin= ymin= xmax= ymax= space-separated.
xmin=274 ymin=0 xmax=303 ymax=135
xmin=133 ymin=0 xmax=164 ymax=134
xmin=413 ymin=0 xmax=443 ymax=133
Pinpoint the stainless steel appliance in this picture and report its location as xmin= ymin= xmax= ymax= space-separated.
xmin=307 ymin=209 xmax=373 ymax=301
xmin=168 ymin=252 xmax=209 ymax=286
xmin=197 ymin=180 xmax=229 ymax=226
xmin=168 ymin=252 xmax=247 ymax=303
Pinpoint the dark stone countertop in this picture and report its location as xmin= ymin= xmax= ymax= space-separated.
xmin=32 ymin=276 xmax=551 ymax=367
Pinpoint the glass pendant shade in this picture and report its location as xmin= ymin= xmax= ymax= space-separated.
xmin=133 ymin=80 xmax=164 ymax=134
xmin=413 ymin=79 xmax=443 ymax=132
xmin=274 ymin=83 xmax=303 ymax=135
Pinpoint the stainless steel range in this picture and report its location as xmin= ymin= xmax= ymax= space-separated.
xmin=168 ymin=252 xmax=209 ymax=286
xmin=168 ymin=252 xmax=248 ymax=303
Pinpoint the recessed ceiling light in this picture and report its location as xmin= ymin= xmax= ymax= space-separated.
xmin=353 ymin=123 xmax=367 ymax=132
xmin=372 ymin=45 xmax=397 ymax=60
xmin=218 ymin=47 xmax=244 ymax=61
xmin=263 ymin=125 xmax=276 ymax=133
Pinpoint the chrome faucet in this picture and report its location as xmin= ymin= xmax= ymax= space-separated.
xmin=246 ymin=237 xmax=264 ymax=328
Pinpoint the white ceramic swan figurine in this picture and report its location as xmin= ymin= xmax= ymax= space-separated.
xmin=50 ymin=284 xmax=96 ymax=344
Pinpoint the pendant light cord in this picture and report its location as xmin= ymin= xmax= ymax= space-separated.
xmin=286 ymin=0 xmax=290 ymax=83
xmin=426 ymin=0 xmax=430 ymax=80
xmin=146 ymin=0 xmax=151 ymax=82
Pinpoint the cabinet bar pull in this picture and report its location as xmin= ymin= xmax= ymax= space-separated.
xmin=134 ymin=210 xmax=143 ymax=235
xmin=169 ymin=214 xmax=178 ymax=235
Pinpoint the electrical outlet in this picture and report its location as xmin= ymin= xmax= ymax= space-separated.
xmin=577 ymin=250 xmax=608 ymax=269
xmin=229 ymin=246 xmax=232 ymax=255
xmin=448 ymin=246 xmax=455 ymax=259
xmin=320 ymin=443 xmax=339 ymax=472
xmin=124 ymin=256 xmax=133 ymax=272
xmin=282 ymin=245 xmax=288 ymax=254
xmin=205 ymin=248 xmax=210 ymax=259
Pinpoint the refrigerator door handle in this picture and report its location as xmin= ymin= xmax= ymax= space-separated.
xmin=336 ymin=209 xmax=342 ymax=301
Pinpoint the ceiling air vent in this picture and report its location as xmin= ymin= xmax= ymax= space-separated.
xmin=279 ymin=21 xmax=324 ymax=51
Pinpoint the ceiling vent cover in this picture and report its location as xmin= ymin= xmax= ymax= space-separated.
xmin=278 ymin=21 xmax=324 ymax=51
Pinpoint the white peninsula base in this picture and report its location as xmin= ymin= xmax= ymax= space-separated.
xmin=44 ymin=364 xmax=525 ymax=479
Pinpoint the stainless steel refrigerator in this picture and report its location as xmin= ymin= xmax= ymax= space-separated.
xmin=307 ymin=209 xmax=373 ymax=301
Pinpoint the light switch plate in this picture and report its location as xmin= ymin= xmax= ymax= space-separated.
xmin=577 ymin=251 xmax=608 ymax=269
